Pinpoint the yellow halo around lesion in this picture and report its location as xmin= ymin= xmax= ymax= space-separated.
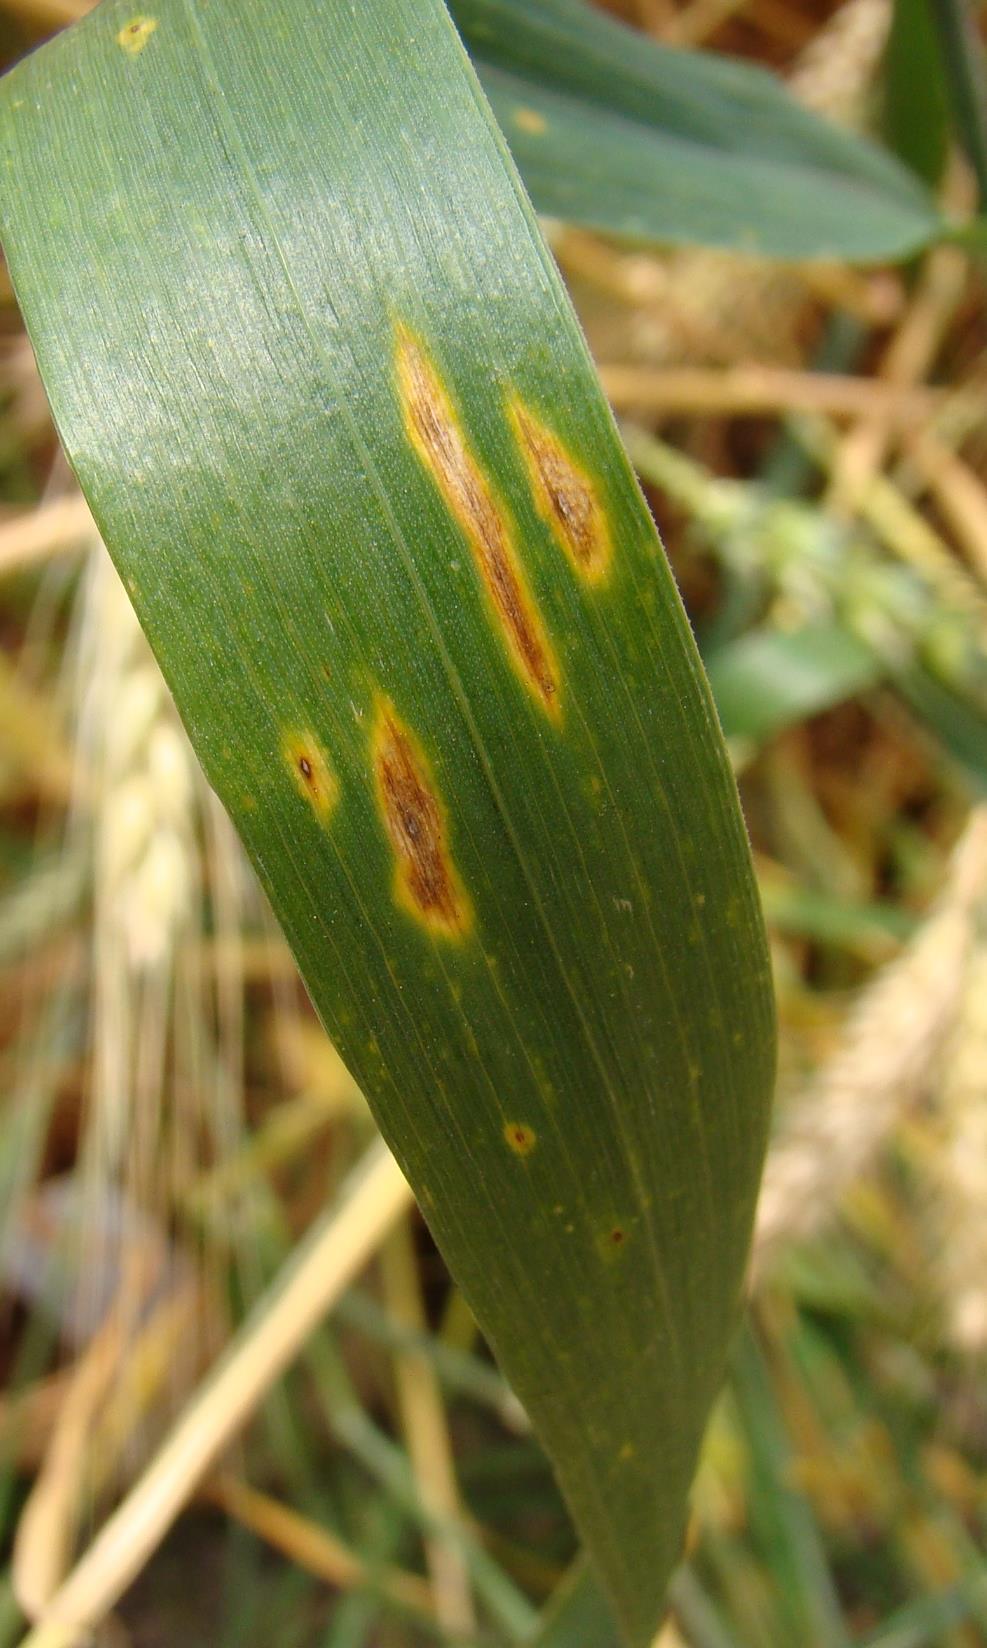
xmin=281 ymin=728 xmax=338 ymax=824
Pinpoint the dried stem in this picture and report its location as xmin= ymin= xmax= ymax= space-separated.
xmin=753 ymin=809 xmax=987 ymax=1282
xmin=19 ymin=1143 xmax=413 ymax=1648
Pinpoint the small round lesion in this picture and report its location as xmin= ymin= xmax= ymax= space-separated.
xmin=595 ymin=1222 xmax=631 ymax=1263
xmin=282 ymin=730 xmax=338 ymax=823
xmin=116 ymin=15 xmax=159 ymax=55
xmin=514 ymin=107 xmax=547 ymax=137
xmin=504 ymin=1121 xmax=537 ymax=1157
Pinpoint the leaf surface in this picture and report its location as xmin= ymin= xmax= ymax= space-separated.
xmin=0 ymin=2 xmax=775 ymax=1638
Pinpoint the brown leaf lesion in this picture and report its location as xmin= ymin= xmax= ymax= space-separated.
xmin=395 ymin=327 xmax=560 ymax=719
xmin=510 ymin=398 xmax=612 ymax=584
xmin=115 ymin=15 xmax=159 ymax=56
xmin=503 ymin=1121 xmax=537 ymax=1157
xmin=282 ymin=729 xmax=338 ymax=823
xmin=372 ymin=698 xmax=472 ymax=939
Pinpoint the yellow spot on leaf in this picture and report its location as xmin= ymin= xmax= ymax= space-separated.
xmin=282 ymin=730 xmax=338 ymax=823
xmin=510 ymin=398 xmax=612 ymax=583
xmin=514 ymin=107 xmax=547 ymax=136
xmin=395 ymin=326 xmax=560 ymax=718
xmin=504 ymin=1122 xmax=537 ymax=1157
xmin=372 ymin=698 xmax=472 ymax=939
xmin=116 ymin=15 xmax=158 ymax=55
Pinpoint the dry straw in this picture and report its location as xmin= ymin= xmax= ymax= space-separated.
xmin=928 ymin=891 xmax=987 ymax=1351
xmin=12 ymin=547 xmax=238 ymax=1620
xmin=17 ymin=1143 xmax=413 ymax=1648
xmin=753 ymin=808 xmax=987 ymax=1284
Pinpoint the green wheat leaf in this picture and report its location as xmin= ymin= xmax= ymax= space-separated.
xmin=0 ymin=2 xmax=775 ymax=1639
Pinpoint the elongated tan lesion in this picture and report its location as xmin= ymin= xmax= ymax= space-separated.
xmin=372 ymin=698 xmax=472 ymax=939
xmin=509 ymin=398 xmax=612 ymax=584
xmin=395 ymin=327 xmax=560 ymax=719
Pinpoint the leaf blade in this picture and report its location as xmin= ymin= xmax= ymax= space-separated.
xmin=0 ymin=1 xmax=775 ymax=1639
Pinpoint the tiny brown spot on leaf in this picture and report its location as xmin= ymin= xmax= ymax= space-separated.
xmin=504 ymin=1122 xmax=537 ymax=1157
xmin=395 ymin=327 xmax=560 ymax=718
xmin=510 ymin=399 xmax=612 ymax=583
xmin=595 ymin=1223 xmax=630 ymax=1263
xmin=372 ymin=699 xmax=472 ymax=938
xmin=282 ymin=730 xmax=338 ymax=823
xmin=116 ymin=15 xmax=158 ymax=54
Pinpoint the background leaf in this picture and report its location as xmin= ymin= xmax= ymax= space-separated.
xmin=451 ymin=0 xmax=946 ymax=258
xmin=707 ymin=623 xmax=884 ymax=747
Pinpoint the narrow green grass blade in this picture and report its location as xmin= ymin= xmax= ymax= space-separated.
xmin=0 ymin=2 xmax=775 ymax=1640
xmin=532 ymin=1558 xmax=620 ymax=1647
xmin=451 ymin=0 xmax=944 ymax=258
xmin=883 ymin=0 xmax=951 ymax=185
xmin=929 ymin=0 xmax=987 ymax=205
xmin=730 ymin=1329 xmax=853 ymax=1648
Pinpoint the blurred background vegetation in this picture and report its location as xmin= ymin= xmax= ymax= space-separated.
xmin=1 ymin=0 xmax=986 ymax=1642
